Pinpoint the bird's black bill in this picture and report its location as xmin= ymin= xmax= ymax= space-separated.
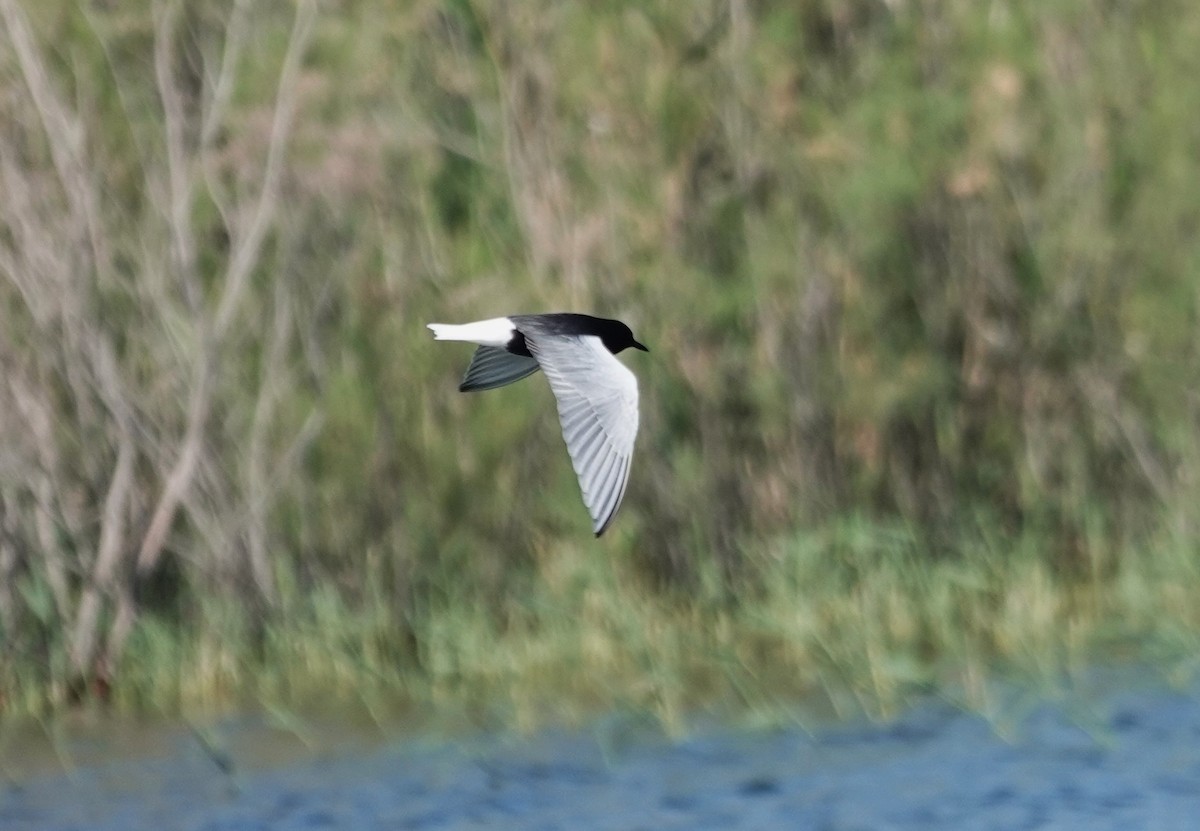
xmin=633 ymin=340 xmax=649 ymax=352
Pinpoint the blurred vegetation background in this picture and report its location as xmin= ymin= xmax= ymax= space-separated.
xmin=2 ymin=0 xmax=1200 ymax=725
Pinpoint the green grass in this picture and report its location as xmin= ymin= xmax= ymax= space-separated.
xmin=5 ymin=513 xmax=1189 ymax=731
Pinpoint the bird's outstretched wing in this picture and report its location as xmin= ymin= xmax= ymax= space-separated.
xmin=459 ymin=346 xmax=540 ymax=392
xmin=524 ymin=333 xmax=639 ymax=536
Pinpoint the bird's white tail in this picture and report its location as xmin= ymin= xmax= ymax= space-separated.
xmin=427 ymin=317 xmax=515 ymax=348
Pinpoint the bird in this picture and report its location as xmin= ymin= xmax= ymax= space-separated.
xmin=428 ymin=313 xmax=648 ymax=536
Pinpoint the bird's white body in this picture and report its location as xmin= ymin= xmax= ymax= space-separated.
xmin=427 ymin=318 xmax=516 ymax=348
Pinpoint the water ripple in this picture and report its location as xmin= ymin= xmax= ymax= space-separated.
xmin=4 ymin=675 xmax=1199 ymax=830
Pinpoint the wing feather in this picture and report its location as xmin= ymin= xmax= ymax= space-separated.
xmin=460 ymin=346 xmax=540 ymax=392
xmin=524 ymin=333 xmax=640 ymax=536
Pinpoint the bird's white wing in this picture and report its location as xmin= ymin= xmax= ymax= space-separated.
xmin=525 ymin=334 xmax=639 ymax=536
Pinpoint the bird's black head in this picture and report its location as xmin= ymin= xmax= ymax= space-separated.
xmin=602 ymin=319 xmax=649 ymax=354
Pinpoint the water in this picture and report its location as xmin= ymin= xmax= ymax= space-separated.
xmin=4 ymin=673 xmax=1199 ymax=830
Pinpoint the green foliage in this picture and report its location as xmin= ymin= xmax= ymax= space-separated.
xmin=3 ymin=0 xmax=1200 ymax=723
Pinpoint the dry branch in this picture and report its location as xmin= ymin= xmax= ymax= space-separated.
xmin=0 ymin=0 xmax=323 ymax=688
xmin=136 ymin=0 xmax=317 ymax=577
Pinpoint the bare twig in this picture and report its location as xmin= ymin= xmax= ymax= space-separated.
xmin=68 ymin=340 xmax=137 ymax=677
xmin=137 ymin=0 xmax=317 ymax=577
xmin=1 ymin=0 xmax=323 ymax=686
xmin=244 ymin=278 xmax=295 ymax=605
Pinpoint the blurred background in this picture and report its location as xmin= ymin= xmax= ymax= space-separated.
xmin=2 ymin=0 xmax=1199 ymax=726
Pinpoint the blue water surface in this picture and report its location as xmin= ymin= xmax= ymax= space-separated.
xmin=3 ymin=675 xmax=1199 ymax=830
